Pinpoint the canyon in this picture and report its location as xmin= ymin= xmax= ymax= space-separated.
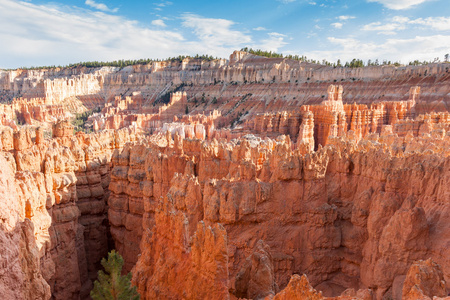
xmin=0 ymin=51 xmax=449 ymax=300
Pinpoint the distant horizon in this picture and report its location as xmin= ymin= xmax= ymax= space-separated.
xmin=1 ymin=0 xmax=449 ymax=69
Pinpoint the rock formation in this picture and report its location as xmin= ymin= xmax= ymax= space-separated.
xmin=0 ymin=122 xmax=140 ymax=299
xmin=235 ymin=240 xmax=278 ymax=299
xmin=0 ymin=52 xmax=449 ymax=299
xmin=107 ymin=130 xmax=449 ymax=299
xmin=401 ymin=259 xmax=448 ymax=300
xmin=0 ymin=154 xmax=51 ymax=300
xmin=1 ymin=51 xmax=449 ymax=128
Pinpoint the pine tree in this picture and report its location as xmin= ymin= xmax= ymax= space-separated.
xmin=90 ymin=250 xmax=140 ymax=300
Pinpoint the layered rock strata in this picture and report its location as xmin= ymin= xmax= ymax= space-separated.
xmin=2 ymin=52 xmax=449 ymax=108
xmin=1 ymin=52 xmax=449 ymax=130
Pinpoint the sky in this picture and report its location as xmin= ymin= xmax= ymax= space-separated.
xmin=0 ymin=0 xmax=449 ymax=69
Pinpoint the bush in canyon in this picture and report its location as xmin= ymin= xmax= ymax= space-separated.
xmin=90 ymin=250 xmax=140 ymax=300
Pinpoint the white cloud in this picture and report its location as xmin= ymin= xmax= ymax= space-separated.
xmin=307 ymin=32 xmax=318 ymax=38
xmin=331 ymin=22 xmax=343 ymax=29
xmin=392 ymin=16 xmax=410 ymax=23
xmin=155 ymin=1 xmax=173 ymax=7
xmin=366 ymin=0 xmax=432 ymax=10
xmin=337 ymin=15 xmax=355 ymax=21
xmin=151 ymin=19 xmax=166 ymax=27
xmin=304 ymin=34 xmax=450 ymax=63
xmin=269 ymin=32 xmax=287 ymax=38
xmin=409 ymin=17 xmax=450 ymax=30
xmin=377 ymin=31 xmax=398 ymax=35
xmin=253 ymin=27 xmax=267 ymax=31
xmin=85 ymin=0 xmax=118 ymax=13
xmin=308 ymin=2 xmax=317 ymax=5
xmin=0 ymin=0 xmax=276 ymax=68
xmin=254 ymin=32 xmax=288 ymax=52
xmin=180 ymin=16 xmax=287 ymax=54
xmin=362 ymin=21 xmax=406 ymax=32
xmin=362 ymin=16 xmax=450 ymax=34
xmin=277 ymin=0 xmax=296 ymax=3
xmin=181 ymin=14 xmax=252 ymax=48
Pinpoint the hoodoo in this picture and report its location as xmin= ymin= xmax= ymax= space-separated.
xmin=0 ymin=52 xmax=449 ymax=300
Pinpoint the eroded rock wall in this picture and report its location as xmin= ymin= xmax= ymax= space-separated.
xmin=108 ymin=132 xmax=449 ymax=299
xmin=0 ymin=122 xmax=140 ymax=299
xmin=132 ymin=177 xmax=229 ymax=299
xmin=1 ymin=53 xmax=449 ymax=119
xmin=0 ymin=154 xmax=51 ymax=300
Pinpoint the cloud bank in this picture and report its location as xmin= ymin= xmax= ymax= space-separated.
xmin=366 ymin=0 xmax=432 ymax=10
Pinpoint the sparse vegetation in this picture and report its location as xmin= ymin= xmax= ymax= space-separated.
xmin=241 ymin=47 xmax=284 ymax=58
xmin=156 ymin=83 xmax=185 ymax=105
xmin=240 ymin=47 xmax=450 ymax=68
xmin=43 ymin=129 xmax=52 ymax=139
xmin=72 ymin=107 xmax=101 ymax=133
xmin=231 ymin=111 xmax=244 ymax=127
xmin=7 ymin=50 xmax=450 ymax=71
xmin=10 ymin=54 xmax=220 ymax=70
xmin=165 ymin=54 xmax=217 ymax=62
xmin=345 ymin=59 xmax=364 ymax=68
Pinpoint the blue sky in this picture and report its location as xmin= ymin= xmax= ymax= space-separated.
xmin=0 ymin=0 xmax=449 ymax=69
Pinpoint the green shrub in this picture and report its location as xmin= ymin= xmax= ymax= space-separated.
xmin=90 ymin=250 xmax=140 ymax=300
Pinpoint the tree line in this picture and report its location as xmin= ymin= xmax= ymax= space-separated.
xmin=240 ymin=47 xmax=450 ymax=68
xmin=10 ymin=54 xmax=220 ymax=70
xmin=5 ymin=51 xmax=449 ymax=71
